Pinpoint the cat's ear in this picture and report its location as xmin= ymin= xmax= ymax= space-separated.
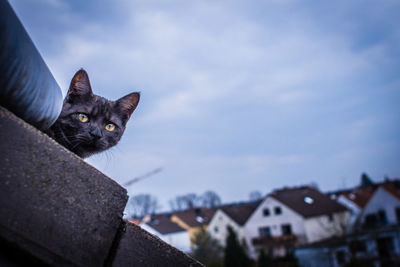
xmin=116 ymin=92 xmax=140 ymax=119
xmin=67 ymin=69 xmax=93 ymax=99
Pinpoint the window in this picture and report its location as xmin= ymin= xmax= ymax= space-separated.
xmin=377 ymin=237 xmax=394 ymax=258
xmin=304 ymin=196 xmax=314 ymax=204
xmin=378 ymin=210 xmax=387 ymax=225
xmin=365 ymin=210 xmax=387 ymax=228
xmin=263 ymin=208 xmax=270 ymax=216
xmin=259 ymin=226 xmax=271 ymax=237
xmin=349 ymin=240 xmax=366 ymax=254
xmin=196 ymin=216 xmax=204 ymax=223
xmin=328 ymin=214 xmax=334 ymax=222
xmin=364 ymin=214 xmax=378 ymax=228
xmin=214 ymin=226 xmax=219 ymax=233
xmin=281 ymin=224 xmax=292 ymax=235
xmin=335 ymin=250 xmax=346 ymax=264
xmin=395 ymin=207 xmax=400 ymax=224
xmin=274 ymin=207 xmax=282 ymax=215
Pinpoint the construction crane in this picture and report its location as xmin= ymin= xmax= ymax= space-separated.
xmin=123 ymin=167 xmax=163 ymax=187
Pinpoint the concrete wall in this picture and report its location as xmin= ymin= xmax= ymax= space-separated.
xmin=0 ymin=106 xmax=202 ymax=267
xmin=113 ymin=223 xmax=200 ymax=267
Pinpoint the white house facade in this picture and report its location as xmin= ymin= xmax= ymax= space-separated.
xmin=245 ymin=196 xmax=306 ymax=258
xmin=359 ymin=185 xmax=400 ymax=228
xmin=139 ymin=214 xmax=191 ymax=253
xmin=303 ymin=212 xmax=350 ymax=243
xmin=207 ymin=201 xmax=260 ymax=250
xmin=208 ymin=209 xmax=244 ymax=246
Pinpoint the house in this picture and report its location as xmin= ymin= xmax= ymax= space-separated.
xmin=140 ymin=213 xmax=191 ymax=253
xmin=170 ymin=207 xmax=217 ymax=247
xmin=335 ymin=187 xmax=375 ymax=230
xmin=245 ymin=186 xmax=350 ymax=259
xmin=295 ymin=226 xmax=400 ymax=267
xmin=207 ymin=201 xmax=261 ymax=249
xmin=358 ymin=184 xmax=400 ymax=228
xmin=331 ymin=180 xmax=400 ymax=230
xmin=295 ymin=179 xmax=400 ymax=266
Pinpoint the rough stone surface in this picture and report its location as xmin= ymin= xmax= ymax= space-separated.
xmin=0 ymin=106 xmax=128 ymax=266
xmin=112 ymin=222 xmax=204 ymax=267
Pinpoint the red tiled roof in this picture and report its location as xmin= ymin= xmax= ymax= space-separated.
xmin=381 ymin=184 xmax=400 ymax=201
xmin=338 ymin=180 xmax=400 ymax=208
xmin=341 ymin=187 xmax=375 ymax=208
xmin=127 ymin=218 xmax=141 ymax=225
xmin=270 ymin=186 xmax=348 ymax=218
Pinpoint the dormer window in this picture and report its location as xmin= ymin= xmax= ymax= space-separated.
xmin=263 ymin=208 xmax=270 ymax=216
xmin=274 ymin=207 xmax=282 ymax=215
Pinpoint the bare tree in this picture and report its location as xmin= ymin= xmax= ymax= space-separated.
xmin=249 ymin=190 xmax=263 ymax=202
xmin=128 ymin=194 xmax=159 ymax=219
xmin=201 ymin=191 xmax=222 ymax=208
xmin=169 ymin=193 xmax=201 ymax=211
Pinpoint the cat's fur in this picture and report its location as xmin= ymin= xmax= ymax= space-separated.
xmin=46 ymin=69 xmax=140 ymax=158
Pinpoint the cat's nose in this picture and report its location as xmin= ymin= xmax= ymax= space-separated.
xmin=90 ymin=127 xmax=103 ymax=138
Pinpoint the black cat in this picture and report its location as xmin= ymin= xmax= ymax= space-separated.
xmin=46 ymin=69 xmax=140 ymax=158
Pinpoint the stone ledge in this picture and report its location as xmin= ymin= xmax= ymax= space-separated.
xmin=0 ymin=106 xmax=128 ymax=266
xmin=112 ymin=222 xmax=203 ymax=267
xmin=0 ymin=106 xmax=203 ymax=266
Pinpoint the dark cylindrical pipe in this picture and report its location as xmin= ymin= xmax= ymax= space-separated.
xmin=0 ymin=0 xmax=62 ymax=130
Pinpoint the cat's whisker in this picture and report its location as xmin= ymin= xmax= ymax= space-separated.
xmin=105 ymin=150 xmax=112 ymax=164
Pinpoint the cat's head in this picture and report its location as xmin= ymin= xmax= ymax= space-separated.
xmin=54 ymin=69 xmax=140 ymax=158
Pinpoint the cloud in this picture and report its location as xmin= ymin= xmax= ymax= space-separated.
xmin=9 ymin=0 xmax=400 ymax=208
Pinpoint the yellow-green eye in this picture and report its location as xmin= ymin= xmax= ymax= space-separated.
xmin=79 ymin=113 xmax=89 ymax=123
xmin=105 ymin=123 xmax=115 ymax=131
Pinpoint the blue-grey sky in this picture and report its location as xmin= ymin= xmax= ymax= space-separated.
xmin=9 ymin=0 xmax=400 ymax=211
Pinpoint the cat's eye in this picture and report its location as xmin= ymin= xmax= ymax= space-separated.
xmin=78 ymin=113 xmax=89 ymax=123
xmin=105 ymin=123 xmax=115 ymax=131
